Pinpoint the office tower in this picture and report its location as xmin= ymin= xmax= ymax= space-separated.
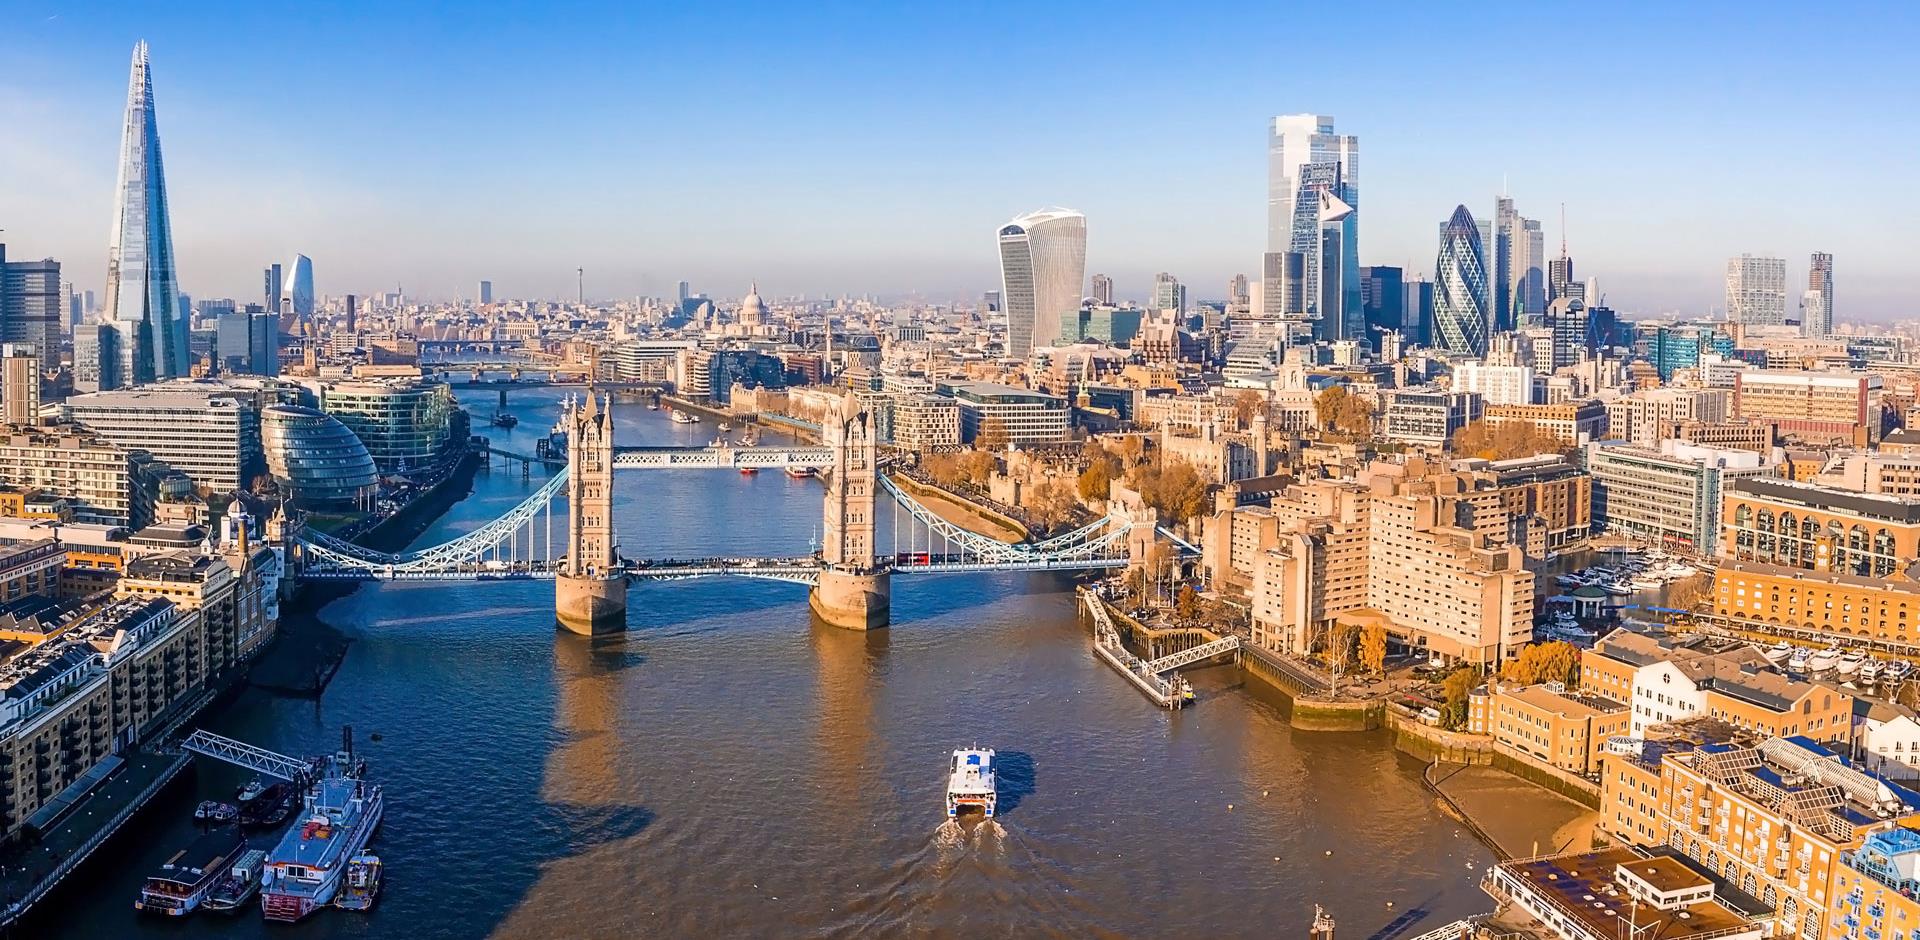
xmin=1545 ymin=297 xmax=1588 ymax=370
xmin=1802 ymin=252 xmax=1834 ymax=337
xmin=345 ymin=294 xmax=357 ymax=333
xmin=73 ymin=323 xmax=117 ymax=393
xmin=1 ymin=243 xmax=63 ymax=355
xmin=264 ymin=263 xmax=282 ymax=313
xmin=1152 ymin=272 xmax=1186 ymax=313
xmin=0 ymin=344 xmax=40 ymax=425
xmin=1514 ymin=217 xmax=1544 ymax=323
xmin=1228 ymin=273 xmax=1250 ymax=308
xmin=1268 ymin=114 xmax=1359 ymax=339
xmin=1314 ymin=184 xmax=1355 ymax=341
xmin=1404 ymin=274 xmax=1434 ymax=348
xmin=1492 ymin=197 xmax=1516 ymax=332
xmin=996 ymin=208 xmax=1086 ymax=358
xmin=282 ymin=254 xmax=315 ymax=326
xmin=1546 ymin=208 xmax=1581 ymax=304
xmin=477 ymin=280 xmax=493 ymax=305
xmin=981 ymin=290 xmax=1001 ymax=316
xmin=1433 ymin=205 xmax=1490 ymax=357
xmin=1260 ymin=250 xmax=1306 ymax=320
xmin=1090 ymin=273 xmax=1113 ymax=306
xmin=68 ymin=287 xmax=83 ymax=329
xmin=1360 ymin=266 xmax=1405 ymax=342
xmin=676 ymin=280 xmax=690 ymax=303
xmin=103 ymin=42 xmax=187 ymax=387
xmin=1725 ymin=254 xmax=1787 ymax=327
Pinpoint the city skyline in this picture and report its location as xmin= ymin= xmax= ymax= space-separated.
xmin=0 ymin=6 xmax=1913 ymax=316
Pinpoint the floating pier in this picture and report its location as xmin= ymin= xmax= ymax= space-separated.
xmin=1080 ymin=589 xmax=1237 ymax=709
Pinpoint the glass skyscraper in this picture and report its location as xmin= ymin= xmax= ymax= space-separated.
xmin=996 ymin=208 xmax=1086 ymax=358
xmin=1724 ymin=254 xmax=1787 ymax=327
xmin=283 ymin=253 xmax=315 ymax=322
xmin=1433 ymin=205 xmax=1490 ymax=357
xmin=1267 ymin=114 xmax=1359 ymax=341
xmin=103 ymin=41 xmax=186 ymax=387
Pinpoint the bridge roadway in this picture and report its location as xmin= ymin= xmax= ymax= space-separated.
xmin=612 ymin=445 xmax=834 ymax=470
xmin=296 ymin=551 xmax=1128 ymax=583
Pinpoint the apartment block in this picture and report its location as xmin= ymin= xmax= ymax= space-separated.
xmin=1467 ymin=682 xmax=1629 ymax=774
xmin=1605 ymin=388 xmax=1731 ymax=446
xmin=1483 ymin=401 xmax=1607 ymax=447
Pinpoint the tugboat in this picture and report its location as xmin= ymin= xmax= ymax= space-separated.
xmin=260 ymin=728 xmax=384 ymax=922
xmin=335 ymin=853 xmax=383 ymax=911
xmin=491 ymin=412 xmax=519 ymax=429
xmin=203 ymin=849 xmax=268 ymax=913
xmin=136 ymin=827 xmax=247 ymax=916
xmin=945 ymin=747 xmax=998 ymax=819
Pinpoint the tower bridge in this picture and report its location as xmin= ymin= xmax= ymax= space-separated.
xmin=293 ymin=392 xmax=1192 ymax=634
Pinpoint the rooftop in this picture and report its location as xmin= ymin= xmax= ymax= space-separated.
xmin=1492 ymin=846 xmax=1755 ymax=940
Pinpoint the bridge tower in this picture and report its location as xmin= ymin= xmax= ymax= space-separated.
xmin=555 ymin=392 xmax=628 ymax=634
xmin=810 ymin=394 xmax=891 ymax=630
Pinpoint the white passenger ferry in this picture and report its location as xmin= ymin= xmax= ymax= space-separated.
xmin=945 ymin=748 xmax=997 ymax=819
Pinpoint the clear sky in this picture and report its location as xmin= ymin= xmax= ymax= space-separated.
xmin=1 ymin=1 xmax=1914 ymax=317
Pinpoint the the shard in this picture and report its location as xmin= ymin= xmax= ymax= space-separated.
xmin=102 ymin=41 xmax=186 ymax=387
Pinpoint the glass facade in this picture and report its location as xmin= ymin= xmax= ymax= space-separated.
xmin=103 ymin=42 xmax=187 ymax=387
xmin=318 ymin=380 xmax=456 ymax=471
xmin=997 ymin=208 xmax=1086 ymax=358
xmin=1433 ymin=205 xmax=1489 ymax=357
xmin=261 ymin=405 xmax=377 ymax=508
xmin=1268 ymin=115 xmax=1360 ymax=341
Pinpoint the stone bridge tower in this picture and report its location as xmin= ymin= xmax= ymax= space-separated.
xmin=556 ymin=392 xmax=628 ymax=634
xmin=810 ymin=394 xmax=891 ymax=629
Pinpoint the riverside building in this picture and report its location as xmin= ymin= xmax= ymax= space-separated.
xmin=1584 ymin=440 xmax=1773 ymax=556
xmin=63 ymin=383 xmax=264 ymax=492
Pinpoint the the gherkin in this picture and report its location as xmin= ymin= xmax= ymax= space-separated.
xmin=102 ymin=41 xmax=187 ymax=387
xmin=1433 ymin=205 xmax=1489 ymax=357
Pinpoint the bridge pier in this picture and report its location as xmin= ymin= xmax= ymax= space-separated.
xmin=556 ymin=571 xmax=628 ymax=635
xmin=810 ymin=568 xmax=890 ymax=630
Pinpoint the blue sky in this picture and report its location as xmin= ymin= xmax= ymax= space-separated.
xmin=1 ymin=1 xmax=1915 ymax=317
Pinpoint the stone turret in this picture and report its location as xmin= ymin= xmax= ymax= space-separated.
xmin=555 ymin=392 xmax=628 ymax=634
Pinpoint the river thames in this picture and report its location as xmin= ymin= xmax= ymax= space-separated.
xmin=41 ymin=387 xmax=1496 ymax=939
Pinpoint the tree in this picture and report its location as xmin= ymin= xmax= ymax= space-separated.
xmin=975 ymin=417 xmax=1011 ymax=452
xmin=1360 ymin=622 xmax=1389 ymax=676
xmin=1233 ymin=390 xmax=1265 ymax=428
xmin=1451 ymin=419 xmax=1572 ymax=460
xmin=1175 ymin=585 xmax=1201 ymax=623
xmin=1077 ymin=458 xmax=1115 ymax=501
xmin=923 ymin=452 xmax=963 ymax=486
xmin=1322 ymin=621 xmax=1361 ymax=678
xmin=1667 ymin=573 xmax=1712 ymax=612
xmin=957 ymin=450 xmax=997 ymax=486
xmin=1500 ymin=641 xmax=1582 ymax=686
xmin=1315 ymin=385 xmax=1374 ymax=438
xmin=1441 ymin=666 xmax=1480 ymax=729
xmin=1127 ymin=456 xmax=1211 ymax=523
xmin=1027 ymin=478 xmax=1079 ymax=529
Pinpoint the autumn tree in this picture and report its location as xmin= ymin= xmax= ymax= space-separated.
xmin=1077 ymin=459 xmax=1115 ymax=501
xmin=1360 ymin=621 xmax=1389 ymax=676
xmin=1234 ymin=390 xmax=1266 ymax=429
xmin=1500 ymin=641 xmax=1581 ymax=687
xmin=1126 ymin=456 xmax=1211 ymax=523
xmin=957 ymin=450 xmax=997 ymax=486
xmin=974 ymin=417 xmax=1011 ymax=452
xmin=1176 ymin=585 xmax=1201 ymax=623
xmin=1667 ymin=573 xmax=1712 ymax=612
xmin=1441 ymin=666 xmax=1481 ymax=729
xmin=1315 ymin=385 xmax=1374 ymax=438
xmin=1026 ymin=478 xmax=1079 ymax=529
xmin=1450 ymin=419 xmax=1572 ymax=460
xmin=1322 ymin=621 xmax=1361 ymax=677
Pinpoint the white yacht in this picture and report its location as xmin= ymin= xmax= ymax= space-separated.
xmin=1860 ymin=658 xmax=1885 ymax=682
xmin=1763 ymin=642 xmax=1793 ymax=664
xmin=1788 ymin=647 xmax=1812 ymax=671
xmin=945 ymin=748 xmax=997 ymax=819
xmin=1809 ymin=648 xmax=1841 ymax=672
xmin=1888 ymin=659 xmax=1913 ymax=681
xmin=1838 ymin=651 xmax=1866 ymax=677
